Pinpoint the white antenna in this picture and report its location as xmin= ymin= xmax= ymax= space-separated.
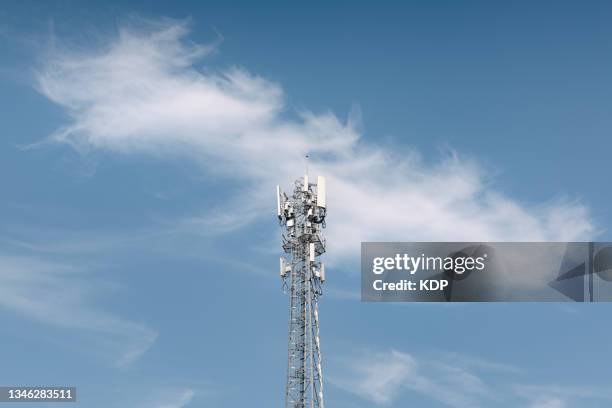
xmin=280 ymin=257 xmax=290 ymax=278
xmin=276 ymin=185 xmax=282 ymax=218
xmin=317 ymin=176 xmax=326 ymax=209
xmin=277 ymin=175 xmax=327 ymax=408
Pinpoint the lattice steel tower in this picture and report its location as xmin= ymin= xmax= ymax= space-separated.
xmin=277 ymin=174 xmax=327 ymax=408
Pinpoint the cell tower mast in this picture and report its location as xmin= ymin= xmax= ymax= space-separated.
xmin=277 ymin=174 xmax=327 ymax=408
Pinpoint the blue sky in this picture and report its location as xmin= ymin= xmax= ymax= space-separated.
xmin=1 ymin=1 xmax=612 ymax=407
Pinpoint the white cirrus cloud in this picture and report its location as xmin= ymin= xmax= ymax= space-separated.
xmin=516 ymin=384 xmax=612 ymax=408
xmin=331 ymin=349 xmax=417 ymax=405
xmin=34 ymin=18 xmax=596 ymax=263
xmin=530 ymin=397 xmax=567 ymax=408
xmin=328 ymin=348 xmax=497 ymax=407
xmin=330 ymin=348 xmax=612 ymax=408
xmin=0 ymin=253 xmax=157 ymax=366
xmin=156 ymin=388 xmax=195 ymax=408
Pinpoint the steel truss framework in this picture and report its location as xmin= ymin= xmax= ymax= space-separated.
xmin=278 ymin=176 xmax=327 ymax=408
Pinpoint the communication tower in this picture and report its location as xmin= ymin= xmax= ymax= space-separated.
xmin=277 ymin=174 xmax=327 ymax=408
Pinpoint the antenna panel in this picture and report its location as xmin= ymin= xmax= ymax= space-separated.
xmin=276 ymin=185 xmax=282 ymax=217
xmin=280 ymin=257 xmax=290 ymax=277
xmin=317 ymin=176 xmax=326 ymax=208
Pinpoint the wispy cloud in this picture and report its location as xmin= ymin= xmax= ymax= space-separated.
xmin=516 ymin=384 xmax=612 ymax=408
xmin=438 ymin=351 xmax=521 ymax=374
xmin=331 ymin=349 xmax=416 ymax=405
xmin=0 ymin=253 xmax=157 ymax=366
xmin=34 ymin=17 xmax=595 ymax=264
xmin=329 ymin=348 xmax=495 ymax=407
xmin=530 ymin=397 xmax=567 ymax=408
xmin=331 ymin=348 xmax=612 ymax=408
xmin=155 ymin=388 xmax=195 ymax=408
